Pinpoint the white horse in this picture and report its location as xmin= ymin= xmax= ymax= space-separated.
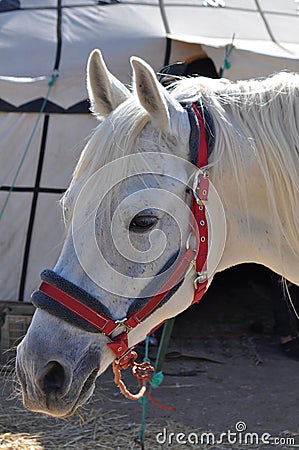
xmin=16 ymin=50 xmax=299 ymax=418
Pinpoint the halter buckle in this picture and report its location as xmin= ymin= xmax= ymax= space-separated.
xmin=114 ymin=318 xmax=133 ymax=334
xmin=192 ymin=168 xmax=209 ymax=204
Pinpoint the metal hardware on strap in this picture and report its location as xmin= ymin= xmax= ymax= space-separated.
xmin=192 ymin=168 xmax=209 ymax=204
xmin=194 ymin=271 xmax=208 ymax=289
xmin=114 ymin=318 xmax=133 ymax=334
xmin=107 ymin=332 xmax=131 ymax=363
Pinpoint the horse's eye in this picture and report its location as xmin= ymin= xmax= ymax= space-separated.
xmin=129 ymin=214 xmax=158 ymax=232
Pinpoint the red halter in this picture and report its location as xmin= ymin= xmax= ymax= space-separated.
xmin=37 ymin=103 xmax=209 ymax=365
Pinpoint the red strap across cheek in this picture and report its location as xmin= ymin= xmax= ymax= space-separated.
xmin=125 ymin=247 xmax=195 ymax=329
xmin=189 ymin=104 xmax=209 ymax=304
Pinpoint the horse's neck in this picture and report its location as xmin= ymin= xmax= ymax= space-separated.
xmin=210 ymin=137 xmax=299 ymax=285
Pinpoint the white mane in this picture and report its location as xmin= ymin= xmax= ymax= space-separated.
xmin=173 ymin=72 xmax=299 ymax=258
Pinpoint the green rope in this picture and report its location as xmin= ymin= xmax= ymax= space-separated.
xmin=0 ymin=71 xmax=59 ymax=222
xmin=137 ymin=318 xmax=176 ymax=448
xmin=219 ymin=33 xmax=235 ymax=78
xmin=154 ymin=318 xmax=175 ymax=373
xmin=137 ymin=336 xmax=150 ymax=449
xmin=143 ymin=335 xmax=150 ymax=362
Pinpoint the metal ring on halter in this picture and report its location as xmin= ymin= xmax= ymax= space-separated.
xmin=193 ymin=271 xmax=208 ymax=289
xmin=185 ymin=231 xmax=197 ymax=252
xmin=185 ymin=232 xmax=198 ymax=278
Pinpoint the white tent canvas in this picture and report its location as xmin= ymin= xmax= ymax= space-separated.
xmin=0 ymin=0 xmax=298 ymax=301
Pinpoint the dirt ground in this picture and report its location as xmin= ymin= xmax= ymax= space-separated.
xmin=0 ymin=265 xmax=299 ymax=449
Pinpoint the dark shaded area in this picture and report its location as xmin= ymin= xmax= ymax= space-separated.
xmin=172 ymin=263 xmax=298 ymax=344
xmin=0 ymin=0 xmax=20 ymax=12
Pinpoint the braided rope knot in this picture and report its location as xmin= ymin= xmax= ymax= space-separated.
xmin=112 ymin=351 xmax=155 ymax=401
xmin=132 ymin=361 xmax=155 ymax=381
xmin=112 ymin=350 xmax=175 ymax=411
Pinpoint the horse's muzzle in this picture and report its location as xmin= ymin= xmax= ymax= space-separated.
xmin=16 ymin=337 xmax=100 ymax=418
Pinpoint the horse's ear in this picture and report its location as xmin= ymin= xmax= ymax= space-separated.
xmin=131 ymin=56 xmax=185 ymax=135
xmin=87 ymin=49 xmax=131 ymax=118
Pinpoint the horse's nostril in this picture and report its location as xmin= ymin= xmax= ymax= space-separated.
xmin=40 ymin=361 xmax=67 ymax=395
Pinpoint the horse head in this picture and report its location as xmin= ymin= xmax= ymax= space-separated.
xmin=16 ymin=50 xmax=225 ymax=417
